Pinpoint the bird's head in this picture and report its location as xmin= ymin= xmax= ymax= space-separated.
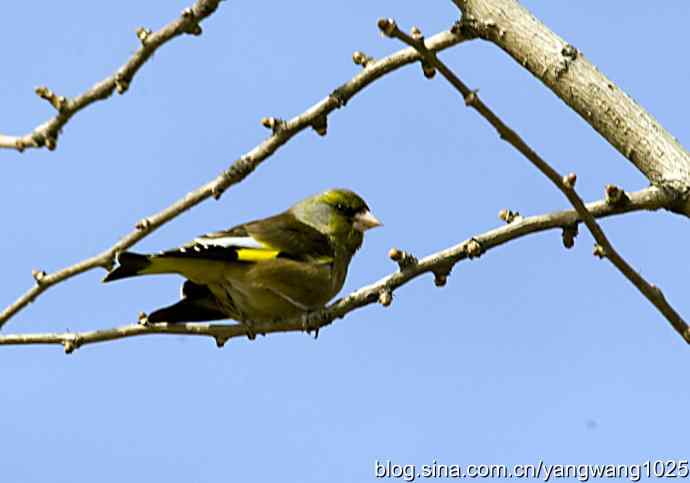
xmin=290 ymin=188 xmax=382 ymax=253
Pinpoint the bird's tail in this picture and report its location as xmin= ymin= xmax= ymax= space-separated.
xmin=102 ymin=252 xmax=156 ymax=282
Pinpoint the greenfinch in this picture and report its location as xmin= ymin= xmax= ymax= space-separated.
xmin=103 ymin=189 xmax=381 ymax=325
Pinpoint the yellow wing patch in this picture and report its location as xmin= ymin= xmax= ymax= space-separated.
xmin=236 ymin=248 xmax=281 ymax=262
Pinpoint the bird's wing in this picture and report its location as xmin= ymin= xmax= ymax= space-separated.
xmin=165 ymin=212 xmax=335 ymax=264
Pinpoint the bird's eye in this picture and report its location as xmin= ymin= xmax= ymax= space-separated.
xmin=335 ymin=203 xmax=345 ymax=211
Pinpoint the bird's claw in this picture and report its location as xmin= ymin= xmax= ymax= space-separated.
xmin=301 ymin=312 xmax=320 ymax=340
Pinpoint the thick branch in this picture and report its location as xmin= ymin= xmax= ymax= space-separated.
xmin=0 ymin=29 xmax=467 ymax=330
xmin=0 ymin=186 xmax=672 ymax=352
xmin=381 ymin=20 xmax=690 ymax=343
xmin=451 ymin=0 xmax=690 ymax=210
xmin=0 ymin=0 xmax=221 ymax=152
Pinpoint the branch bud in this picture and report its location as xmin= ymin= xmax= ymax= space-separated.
xmin=35 ymin=86 xmax=67 ymax=112
xmin=377 ymin=18 xmax=397 ymax=37
xmin=136 ymin=27 xmax=152 ymax=45
xmin=261 ymin=117 xmax=285 ymax=134
xmin=378 ymin=289 xmax=393 ymax=307
xmin=562 ymin=224 xmax=578 ymax=249
xmin=498 ymin=208 xmax=521 ymax=224
xmin=63 ymin=340 xmax=76 ymax=354
xmin=563 ymin=172 xmax=577 ymax=189
xmin=421 ymin=61 xmax=436 ymax=79
xmin=464 ymin=89 xmax=478 ymax=107
xmin=592 ymin=244 xmax=606 ymax=259
xmin=466 ymin=239 xmax=483 ymax=259
xmin=181 ymin=5 xmax=203 ymax=33
xmin=45 ymin=136 xmax=57 ymax=151
xmin=114 ymin=73 xmax=129 ymax=94
xmin=311 ymin=115 xmax=328 ymax=136
xmin=388 ymin=247 xmax=417 ymax=270
xmin=434 ymin=272 xmax=448 ymax=287
xmin=605 ymin=184 xmax=629 ymax=207
xmin=352 ymin=51 xmax=374 ymax=67
xmin=32 ymin=269 xmax=46 ymax=284
xmin=135 ymin=218 xmax=151 ymax=231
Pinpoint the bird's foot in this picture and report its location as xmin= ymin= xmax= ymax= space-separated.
xmin=301 ymin=311 xmax=321 ymax=340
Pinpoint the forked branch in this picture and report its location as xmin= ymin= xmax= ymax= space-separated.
xmin=0 ymin=28 xmax=468 ymax=330
xmin=378 ymin=19 xmax=690 ymax=343
xmin=0 ymin=0 xmax=221 ymax=151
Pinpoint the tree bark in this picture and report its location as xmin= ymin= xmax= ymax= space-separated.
xmin=453 ymin=0 xmax=690 ymax=212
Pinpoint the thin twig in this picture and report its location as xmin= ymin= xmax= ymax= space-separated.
xmin=379 ymin=19 xmax=690 ymax=343
xmin=0 ymin=187 xmax=674 ymax=352
xmin=0 ymin=29 xmax=468 ymax=330
xmin=0 ymin=0 xmax=221 ymax=152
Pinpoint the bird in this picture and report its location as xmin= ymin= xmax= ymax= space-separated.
xmin=103 ymin=188 xmax=382 ymax=329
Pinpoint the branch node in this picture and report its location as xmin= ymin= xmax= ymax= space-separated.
xmin=561 ymin=44 xmax=579 ymax=61
xmin=498 ymin=208 xmax=522 ymax=224
xmin=30 ymin=131 xmax=46 ymax=147
xmin=44 ymin=136 xmax=57 ymax=151
xmin=35 ymin=86 xmax=68 ymax=113
xmin=592 ymin=244 xmax=607 ymax=259
xmin=650 ymin=284 xmax=664 ymax=299
xmin=377 ymin=18 xmax=398 ymax=37
xmin=352 ymin=51 xmax=374 ymax=68
xmin=31 ymin=269 xmax=46 ymax=285
xmin=563 ymin=172 xmax=577 ymax=189
xmin=135 ymin=218 xmax=151 ymax=231
xmin=562 ymin=224 xmax=579 ymax=249
xmin=378 ymin=288 xmax=393 ymax=307
xmin=311 ymin=115 xmax=328 ymax=137
xmin=410 ymin=26 xmax=423 ymax=40
xmin=136 ymin=27 xmax=153 ymax=45
xmin=62 ymin=335 xmax=81 ymax=354
xmin=421 ymin=61 xmax=437 ymax=79
xmin=212 ymin=185 xmax=223 ymax=200
xmin=261 ymin=117 xmax=286 ymax=134
xmin=605 ymin=184 xmax=629 ymax=207
xmin=450 ymin=20 xmax=462 ymax=35
xmin=433 ymin=271 xmax=449 ymax=287
xmin=63 ymin=340 xmax=76 ymax=354
xmin=388 ymin=247 xmax=417 ymax=270
xmin=212 ymin=156 xmax=255 ymax=201
xmin=466 ymin=238 xmax=484 ymax=259
xmin=330 ymin=86 xmax=348 ymax=108
xmin=15 ymin=139 xmax=26 ymax=152
xmin=114 ymin=73 xmax=129 ymax=94
xmin=215 ymin=335 xmax=228 ymax=348
xmin=181 ymin=7 xmax=202 ymax=35
xmin=464 ymin=89 xmax=479 ymax=107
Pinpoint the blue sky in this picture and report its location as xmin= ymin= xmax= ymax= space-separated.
xmin=2 ymin=1 xmax=689 ymax=481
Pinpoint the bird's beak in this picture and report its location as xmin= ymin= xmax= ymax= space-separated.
xmin=353 ymin=210 xmax=383 ymax=232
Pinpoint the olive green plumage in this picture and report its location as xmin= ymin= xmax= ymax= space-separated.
xmin=103 ymin=189 xmax=381 ymax=324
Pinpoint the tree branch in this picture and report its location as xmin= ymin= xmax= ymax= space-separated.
xmin=379 ymin=19 xmax=690 ymax=343
xmin=0 ymin=186 xmax=673 ymax=352
xmin=451 ymin=0 xmax=690 ymax=213
xmin=0 ymin=29 xmax=468 ymax=330
xmin=0 ymin=0 xmax=221 ymax=152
